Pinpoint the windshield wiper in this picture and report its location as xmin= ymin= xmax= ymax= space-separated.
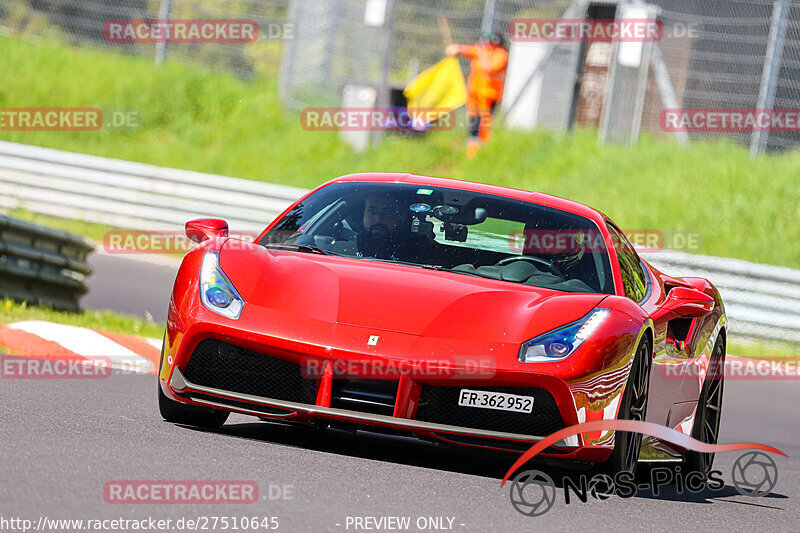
xmin=362 ymin=257 xmax=447 ymax=271
xmin=262 ymin=242 xmax=342 ymax=256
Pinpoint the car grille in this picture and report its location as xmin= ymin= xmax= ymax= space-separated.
xmin=184 ymin=339 xmax=317 ymax=404
xmin=184 ymin=342 xmax=565 ymax=440
xmin=331 ymin=379 xmax=398 ymax=416
xmin=415 ymin=386 xmax=564 ymax=437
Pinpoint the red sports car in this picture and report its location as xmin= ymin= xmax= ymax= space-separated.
xmin=158 ymin=173 xmax=726 ymax=475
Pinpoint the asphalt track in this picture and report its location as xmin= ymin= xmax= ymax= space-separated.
xmin=1 ymin=367 xmax=797 ymax=532
xmin=82 ymin=252 xmax=179 ymax=322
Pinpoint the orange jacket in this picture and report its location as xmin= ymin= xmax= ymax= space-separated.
xmin=452 ymin=43 xmax=508 ymax=112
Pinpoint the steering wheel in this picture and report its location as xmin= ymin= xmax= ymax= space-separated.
xmin=497 ymin=255 xmax=562 ymax=277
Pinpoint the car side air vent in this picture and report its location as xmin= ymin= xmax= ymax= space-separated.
xmin=668 ymin=317 xmax=693 ymax=343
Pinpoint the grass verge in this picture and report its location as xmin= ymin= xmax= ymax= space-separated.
xmin=728 ymin=339 xmax=799 ymax=360
xmin=0 ymin=298 xmax=164 ymax=339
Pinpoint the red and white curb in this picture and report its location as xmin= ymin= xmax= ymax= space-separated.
xmin=0 ymin=320 xmax=161 ymax=374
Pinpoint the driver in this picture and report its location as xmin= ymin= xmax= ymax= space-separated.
xmin=522 ymin=224 xmax=587 ymax=274
xmin=357 ymin=192 xmax=431 ymax=262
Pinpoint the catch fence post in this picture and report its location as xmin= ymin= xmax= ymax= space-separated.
xmin=750 ymin=0 xmax=789 ymax=157
xmin=155 ymin=0 xmax=173 ymax=65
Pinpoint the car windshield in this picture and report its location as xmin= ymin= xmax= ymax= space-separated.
xmin=261 ymin=182 xmax=614 ymax=294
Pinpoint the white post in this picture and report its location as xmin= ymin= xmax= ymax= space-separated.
xmin=750 ymin=0 xmax=789 ymax=157
xmin=373 ymin=0 xmax=396 ymax=147
xmin=481 ymin=0 xmax=498 ymax=35
xmin=155 ymin=0 xmax=173 ymax=65
xmin=630 ymin=0 xmax=689 ymax=144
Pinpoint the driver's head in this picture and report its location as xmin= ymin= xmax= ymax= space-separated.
xmin=479 ymin=31 xmax=506 ymax=49
xmin=362 ymin=192 xmax=405 ymax=238
xmin=522 ymin=224 xmax=587 ymax=270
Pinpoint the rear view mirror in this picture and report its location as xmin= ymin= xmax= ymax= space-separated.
xmin=652 ymin=286 xmax=715 ymax=321
xmin=185 ymin=218 xmax=229 ymax=243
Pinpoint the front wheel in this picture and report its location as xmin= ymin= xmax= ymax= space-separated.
xmin=158 ymin=383 xmax=229 ymax=429
xmin=157 ymin=334 xmax=229 ymax=429
xmin=603 ymin=335 xmax=652 ymax=475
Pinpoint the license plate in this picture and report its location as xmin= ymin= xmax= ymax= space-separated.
xmin=458 ymin=389 xmax=534 ymax=414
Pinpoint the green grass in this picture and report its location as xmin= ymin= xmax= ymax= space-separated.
xmin=0 ymin=298 xmax=164 ymax=339
xmin=2 ymin=35 xmax=800 ymax=269
xmin=4 ymin=208 xmax=116 ymax=245
xmin=728 ymin=339 xmax=799 ymax=360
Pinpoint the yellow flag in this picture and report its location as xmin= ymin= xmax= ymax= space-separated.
xmin=404 ymin=57 xmax=467 ymax=124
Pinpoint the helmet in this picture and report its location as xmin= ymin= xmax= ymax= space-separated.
xmin=481 ymin=31 xmax=506 ymax=48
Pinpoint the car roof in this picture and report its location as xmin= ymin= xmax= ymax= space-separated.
xmin=326 ymin=172 xmax=608 ymax=226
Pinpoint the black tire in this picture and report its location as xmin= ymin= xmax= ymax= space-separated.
xmin=684 ymin=335 xmax=726 ymax=476
xmin=157 ymin=335 xmax=229 ymax=429
xmin=603 ymin=335 xmax=652 ymax=475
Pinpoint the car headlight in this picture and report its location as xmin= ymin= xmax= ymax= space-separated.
xmin=200 ymin=250 xmax=244 ymax=319
xmin=518 ymin=308 xmax=610 ymax=363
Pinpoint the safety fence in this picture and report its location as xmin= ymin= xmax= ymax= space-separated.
xmin=4 ymin=0 xmax=800 ymax=153
xmin=647 ymin=251 xmax=800 ymax=345
xmin=0 ymin=141 xmax=304 ymax=233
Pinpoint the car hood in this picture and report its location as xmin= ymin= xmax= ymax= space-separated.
xmin=220 ymin=242 xmax=608 ymax=343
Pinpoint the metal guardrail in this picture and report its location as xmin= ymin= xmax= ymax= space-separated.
xmin=0 ymin=141 xmax=306 ymax=232
xmin=0 ymin=140 xmax=797 ymax=346
xmin=0 ymin=215 xmax=94 ymax=311
xmin=647 ymin=251 xmax=800 ymax=345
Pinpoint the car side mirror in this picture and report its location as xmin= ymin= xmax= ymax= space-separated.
xmin=652 ymin=286 xmax=715 ymax=321
xmin=185 ymin=218 xmax=229 ymax=243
